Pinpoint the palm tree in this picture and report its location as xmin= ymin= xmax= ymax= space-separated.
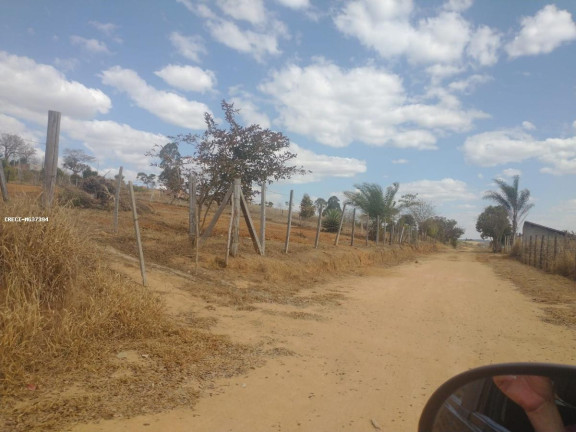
xmin=483 ymin=175 xmax=534 ymax=237
xmin=344 ymin=182 xmax=399 ymax=222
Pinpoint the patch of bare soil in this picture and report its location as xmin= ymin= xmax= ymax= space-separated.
xmin=477 ymin=252 xmax=576 ymax=327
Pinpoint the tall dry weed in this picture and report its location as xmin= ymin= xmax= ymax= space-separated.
xmin=0 ymin=198 xmax=165 ymax=393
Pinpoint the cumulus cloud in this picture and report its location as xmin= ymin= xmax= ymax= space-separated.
xmin=154 ymin=65 xmax=216 ymax=93
xmin=287 ymin=143 xmax=366 ymax=183
xmin=334 ymin=0 xmax=500 ymax=67
xmin=70 ymin=35 xmax=111 ymax=54
xmin=169 ymin=32 xmax=206 ymax=63
xmin=259 ymin=60 xmax=486 ymax=148
xmin=64 ymin=118 xmax=167 ymax=169
xmin=101 ymin=66 xmax=210 ymax=129
xmin=399 ymin=178 xmax=477 ymax=203
xmin=0 ymin=51 xmax=111 ymax=123
xmin=467 ymin=25 xmax=501 ymax=66
xmin=180 ymin=0 xmax=288 ymax=62
xmin=506 ymin=5 xmax=576 ymax=58
xmin=462 ymin=128 xmax=576 ymax=175
xmin=215 ymin=0 xmax=267 ymax=25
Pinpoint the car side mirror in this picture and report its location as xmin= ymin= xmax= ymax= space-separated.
xmin=418 ymin=363 xmax=576 ymax=432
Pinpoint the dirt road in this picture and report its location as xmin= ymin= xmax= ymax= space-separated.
xmin=71 ymin=249 xmax=576 ymax=432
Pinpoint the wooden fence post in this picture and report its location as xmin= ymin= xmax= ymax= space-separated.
xmin=399 ymin=225 xmax=405 ymax=244
xmin=390 ymin=224 xmax=394 ymax=245
xmin=129 ymin=181 xmax=147 ymax=286
xmin=0 ymin=160 xmax=9 ymax=202
xmin=350 ymin=208 xmax=356 ymax=246
xmin=113 ymin=166 xmax=123 ymax=234
xmin=528 ymin=236 xmax=533 ymax=266
xmin=539 ymin=235 xmax=545 ymax=269
xmin=553 ymin=236 xmax=558 ymax=271
xmin=260 ymin=182 xmax=266 ymax=255
xmin=365 ymin=218 xmax=369 ymax=246
xmin=284 ymin=189 xmax=294 ymax=253
xmin=376 ymin=216 xmax=380 ymax=246
xmin=334 ymin=203 xmax=347 ymax=246
xmin=314 ymin=204 xmax=323 ymax=249
xmin=43 ymin=110 xmax=61 ymax=208
xmin=231 ymin=178 xmax=241 ymax=257
xmin=189 ymin=174 xmax=197 ymax=240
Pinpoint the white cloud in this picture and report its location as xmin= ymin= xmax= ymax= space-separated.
xmin=275 ymin=0 xmax=309 ymax=9
xmin=259 ymin=60 xmax=485 ymax=148
xmin=506 ymin=5 xmax=576 ymax=58
xmin=0 ymin=114 xmax=43 ymax=145
xmin=64 ymin=118 xmax=167 ymax=170
xmin=0 ymin=51 xmax=111 ymax=123
xmin=334 ymin=1 xmax=490 ymax=66
xmin=467 ymin=25 xmax=501 ymax=66
xmin=448 ymin=74 xmax=492 ymax=93
xmin=399 ymin=178 xmax=477 ymax=203
xmin=154 ymin=65 xmax=216 ymax=93
xmin=180 ymin=1 xmax=288 ymax=62
xmin=500 ymin=168 xmax=522 ymax=178
xmin=89 ymin=21 xmax=122 ymax=43
xmin=392 ymin=159 xmax=408 ymax=164
xmin=215 ymin=0 xmax=266 ymax=25
xmin=287 ymin=143 xmax=366 ymax=183
xmin=443 ymin=0 xmax=473 ymax=13
xmin=169 ymin=32 xmax=206 ymax=63
xmin=462 ymin=128 xmax=576 ymax=175
xmin=522 ymin=121 xmax=536 ymax=130
xmin=101 ymin=66 xmax=210 ymax=129
xmin=229 ymin=96 xmax=271 ymax=129
xmin=70 ymin=36 xmax=111 ymax=54
xmin=205 ymin=18 xmax=286 ymax=61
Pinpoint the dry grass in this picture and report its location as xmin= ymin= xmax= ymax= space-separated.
xmin=0 ymin=197 xmax=258 ymax=431
xmin=478 ymin=253 xmax=576 ymax=328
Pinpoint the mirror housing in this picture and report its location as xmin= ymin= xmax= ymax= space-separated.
xmin=419 ymin=363 xmax=576 ymax=432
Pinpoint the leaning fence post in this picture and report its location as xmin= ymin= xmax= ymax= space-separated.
xmin=129 ymin=181 xmax=147 ymax=286
xmin=225 ymin=196 xmax=234 ymax=267
xmin=314 ymin=204 xmax=323 ymax=249
xmin=284 ymin=189 xmax=294 ymax=253
xmin=113 ymin=166 xmax=123 ymax=234
xmin=0 ymin=160 xmax=9 ymax=202
xmin=334 ymin=203 xmax=347 ymax=246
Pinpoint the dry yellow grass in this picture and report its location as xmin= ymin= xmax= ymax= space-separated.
xmin=1 ymin=186 xmax=438 ymax=431
xmin=0 ymin=197 xmax=258 ymax=431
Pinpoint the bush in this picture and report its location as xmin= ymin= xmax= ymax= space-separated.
xmin=322 ymin=209 xmax=341 ymax=233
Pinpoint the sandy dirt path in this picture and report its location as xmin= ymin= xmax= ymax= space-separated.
xmin=71 ymin=249 xmax=576 ymax=432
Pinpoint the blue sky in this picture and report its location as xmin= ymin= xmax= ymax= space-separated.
xmin=1 ymin=0 xmax=576 ymax=237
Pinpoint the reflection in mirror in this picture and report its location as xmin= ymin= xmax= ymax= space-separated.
xmin=432 ymin=375 xmax=576 ymax=432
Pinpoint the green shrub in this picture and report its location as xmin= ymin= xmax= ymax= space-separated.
xmin=322 ymin=209 xmax=341 ymax=233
